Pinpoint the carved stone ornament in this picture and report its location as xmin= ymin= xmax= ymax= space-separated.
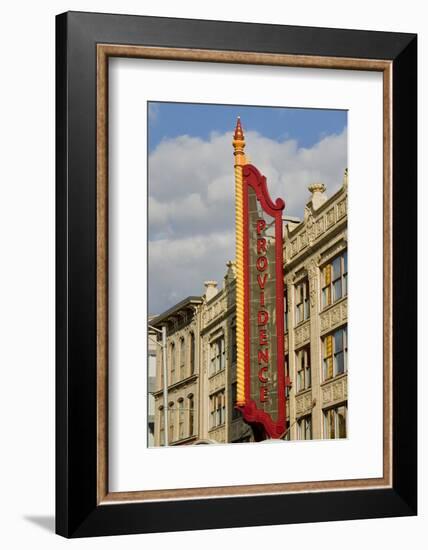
xmin=306 ymin=209 xmax=315 ymax=245
xmin=306 ymin=259 xmax=318 ymax=308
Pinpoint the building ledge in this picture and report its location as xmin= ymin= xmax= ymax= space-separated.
xmin=284 ymin=219 xmax=347 ymax=271
xmin=170 ymin=435 xmax=198 ymax=446
xmin=208 ymin=368 xmax=225 ymax=381
xmin=151 ymin=373 xmax=198 ymax=396
xmin=294 ymin=317 xmax=310 ymax=329
xmin=320 ymin=295 xmax=348 ymax=315
xmin=295 ymin=387 xmax=312 ymax=397
xmin=286 ymin=184 xmax=347 ymax=238
xmin=320 ymin=372 xmax=348 ymax=387
xmin=208 ymin=423 xmax=225 ymax=433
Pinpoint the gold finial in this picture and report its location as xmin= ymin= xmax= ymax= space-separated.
xmin=232 ymin=116 xmax=246 ymax=166
xmin=234 ymin=116 xmax=244 ymax=140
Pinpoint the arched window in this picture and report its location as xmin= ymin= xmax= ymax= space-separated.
xmin=210 ymin=336 xmax=225 ymax=376
xmin=170 ymin=342 xmax=176 ymax=383
xmin=178 ymin=398 xmax=184 ymax=439
xmin=295 ymin=278 xmax=310 ymax=323
xmin=210 ymin=391 xmax=225 ymax=428
xmin=158 ymin=405 xmax=165 ymax=446
xmin=179 ymin=337 xmax=185 ymax=379
xmin=168 ymin=401 xmax=174 ymax=442
xmin=189 ymin=332 xmax=195 ymax=375
xmin=188 ymin=394 xmax=194 ymax=437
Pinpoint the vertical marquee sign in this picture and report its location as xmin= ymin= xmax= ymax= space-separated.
xmin=233 ymin=118 xmax=286 ymax=439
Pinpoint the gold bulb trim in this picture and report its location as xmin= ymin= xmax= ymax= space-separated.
xmin=235 ymin=161 xmax=246 ymax=406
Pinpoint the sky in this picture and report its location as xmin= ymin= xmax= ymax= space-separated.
xmin=148 ymin=102 xmax=347 ymax=315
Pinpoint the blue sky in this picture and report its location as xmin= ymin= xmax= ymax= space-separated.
xmin=148 ymin=102 xmax=347 ymax=314
xmin=148 ymin=102 xmax=347 ymax=152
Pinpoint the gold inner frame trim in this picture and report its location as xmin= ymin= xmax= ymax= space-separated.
xmin=96 ymin=43 xmax=393 ymax=504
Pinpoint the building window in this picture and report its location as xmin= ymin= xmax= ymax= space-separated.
xmin=179 ymin=336 xmax=185 ymax=380
xmin=322 ymin=326 xmax=348 ymax=380
xmin=210 ymin=395 xmax=215 ymax=428
xmin=188 ymin=394 xmax=194 ymax=437
xmin=159 ymin=406 xmax=165 ymax=446
xmin=159 ymin=353 xmax=164 ymax=388
xmin=189 ymin=332 xmax=195 ymax=375
xmin=296 ymin=345 xmax=311 ymax=392
xmin=220 ymin=393 xmax=225 ymax=425
xmin=178 ymin=398 xmax=184 ymax=440
xmin=284 ymin=355 xmax=291 ymax=398
xmin=295 ymin=278 xmax=310 ymax=324
xmin=323 ymin=404 xmax=347 ymax=439
xmin=297 ymin=414 xmax=312 ymax=440
xmin=210 ymin=336 xmax=225 ymax=376
xmin=169 ymin=342 xmax=176 ymax=383
xmin=210 ymin=391 xmax=225 ymax=429
xmin=168 ymin=402 xmax=174 ymax=442
xmin=231 ymin=324 xmax=237 ymax=364
xmin=284 ymin=287 xmax=289 ymax=332
xmin=231 ymin=382 xmax=240 ymax=420
xmin=322 ymin=251 xmax=348 ymax=308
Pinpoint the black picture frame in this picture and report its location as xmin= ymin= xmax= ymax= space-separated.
xmin=56 ymin=11 xmax=417 ymax=538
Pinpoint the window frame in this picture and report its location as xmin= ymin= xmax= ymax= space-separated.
xmin=323 ymin=403 xmax=347 ymax=439
xmin=189 ymin=332 xmax=196 ymax=375
xmin=209 ymin=336 xmax=225 ymax=376
xmin=209 ymin=390 xmax=225 ymax=429
xmin=158 ymin=405 xmax=165 ymax=446
xmin=168 ymin=401 xmax=175 ymax=442
xmin=297 ymin=414 xmax=312 ymax=440
xmin=178 ymin=398 xmax=185 ymax=440
xmin=187 ymin=394 xmax=194 ymax=437
xmin=284 ymin=355 xmax=290 ymax=398
xmin=179 ymin=336 xmax=186 ymax=380
xmin=295 ymin=278 xmax=310 ymax=324
xmin=321 ymin=251 xmax=348 ymax=309
xmin=169 ymin=342 xmax=176 ymax=383
xmin=322 ymin=326 xmax=348 ymax=381
xmin=296 ymin=345 xmax=311 ymax=392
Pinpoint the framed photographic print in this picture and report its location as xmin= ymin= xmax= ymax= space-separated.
xmin=56 ymin=11 xmax=417 ymax=537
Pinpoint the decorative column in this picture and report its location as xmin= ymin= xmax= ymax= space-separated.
xmin=285 ymin=280 xmax=297 ymax=439
xmin=233 ymin=117 xmax=247 ymax=406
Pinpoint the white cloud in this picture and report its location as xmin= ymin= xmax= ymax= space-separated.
xmin=148 ymin=232 xmax=235 ymax=314
xmin=148 ymin=128 xmax=347 ymax=313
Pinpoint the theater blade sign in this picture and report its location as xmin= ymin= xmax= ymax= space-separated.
xmin=237 ymin=163 xmax=287 ymax=439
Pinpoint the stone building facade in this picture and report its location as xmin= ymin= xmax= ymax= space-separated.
xmin=150 ymin=297 xmax=203 ymax=446
xmin=147 ymin=315 xmax=158 ymax=447
xmin=283 ymin=174 xmax=348 ymax=441
xmin=150 ymin=174 xmax=347 ymax=446
xmin=200 ymin=266 xmax=252 ymax=444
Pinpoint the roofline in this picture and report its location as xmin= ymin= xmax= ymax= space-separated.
xmin=287 ymin=182 xmax=346 ymax=238
xmin=149 ymin=296 xmax=203 ymax=326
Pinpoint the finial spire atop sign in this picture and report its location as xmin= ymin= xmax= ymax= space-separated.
xmin=233 ymin=116 xmax=246 ymax=166
xmin=234 ymin=116 xmax=244 ymax=140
